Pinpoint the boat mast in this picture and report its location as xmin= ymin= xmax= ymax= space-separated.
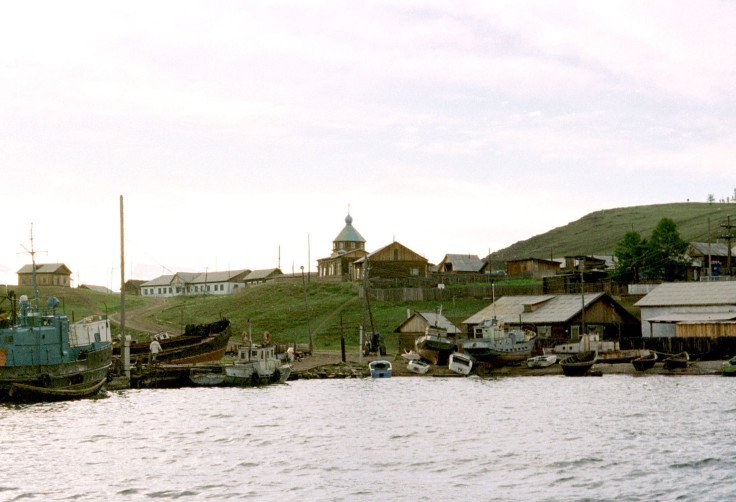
xmin=20 ymin=223 xmax=43 ymax=311
xmin=121 ymin=195 xmax=130 ymax=380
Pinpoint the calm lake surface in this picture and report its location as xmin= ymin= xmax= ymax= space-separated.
xmin=2 ymin=375 xmax=735 ymax=501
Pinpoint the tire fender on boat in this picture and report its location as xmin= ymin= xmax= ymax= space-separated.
xmin=41 ymin=374 xmax=51 ymax=388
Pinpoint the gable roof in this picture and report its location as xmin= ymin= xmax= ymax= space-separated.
xmin=245 ymin=268 xmax=282 ymax=280
xmin=79 ymin=284 xmax=113 ymax=293
xmin=141 ymin=269 xmax=251 ymax=288
xmin=17 ymin=263 xmax=72 ymax=275
xmin=438 ymin=254 xmax=484 ymax=272
xmin=357 ymin=241 xmax=427 ymax=263
xmin=463 ymin=293 xmax=607 ymax=325
xmin=394 ymin=311 xmax=462 ymax=334
xmin=688 ymin=242 xmax=732 ymax=257
xmin=635 ymin=282 xmax=736 ymax=307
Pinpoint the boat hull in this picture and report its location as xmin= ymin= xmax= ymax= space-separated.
xmin=560 ymin=351 xmax=597 ymax=376
xmin=0 ymin=345 xmax=112 ymax=399
xmin=8 ymin=378 xmax=107 ymax=402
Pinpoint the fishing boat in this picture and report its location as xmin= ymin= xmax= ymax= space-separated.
xmin=526 ymin=354 xmax=557 ymax=368
xmin=631 ymin=350 xmax=657 ymax=371
xmin=407 ymin=359 xmax=430 ymax=374
xmin=458 ymin=318 xmax=536 ymax=365
xmin=188 ymin=343 xmax=291 ymax=387
xmin=559 ymin=350 xmax=597 ymax=376
xmin=663 ymin=352 xmax=689 ymax=370
xmin=721 ymin=356 xmax=736 ymax=376
xmin=414 ymin=324 xmax=456 ymax=365
xmin=0 ymin=293 xmax=113 ymax=402
xmin=448 ymin=352 xmax=474 ymax=375
xmin=369 ymin=360 xmax=392 ymax=378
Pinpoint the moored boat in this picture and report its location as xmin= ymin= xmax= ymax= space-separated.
xmin=663 ymin=352 xmax=689 ymax=370
xmin=415 ymin=325 xmax=456 ymax=365
xmin=369 ymin=360 xmax=392 ymax=378
xmin=189 ymin=343 xmax=291 ymax=387
xmin=631 ymin=350 xmax=657 ymax=371
xmin=458 ymin=318 xmax=536 ymax=365
xmin=526 ymin=354 xmax=557 ymax=368
xmin=448 ymin=352 xmax=474 ymax=375
xmin=8 ymin=378 xmax=107 ymax=402
xmin=1 ymin=292 xmax=113 ymax=402
xmin=560 ymin=350 xmax=597 ymax=376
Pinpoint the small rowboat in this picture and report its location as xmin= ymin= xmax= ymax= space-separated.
xmin=631 ymin=350 xmax=657 ymax=371
xmin=526 ymin=354 xmax=557 ymax=368
xmin=560 ymin=350 xmax=597 ymax=376
xmin=663 ymin=352 xmax=689 ymax=370
xmin=407 ymin=359 xmax=430 ymax=374
xmin=448 ymin=352 xmax=474 ymax=376
xmin=369 ymin=360 xmax=392 ymax=378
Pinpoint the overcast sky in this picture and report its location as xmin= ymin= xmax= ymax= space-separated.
xmin=2 ymin=1 xmax=735 ymax=289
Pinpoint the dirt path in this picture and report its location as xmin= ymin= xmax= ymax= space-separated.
xmin=109 ymin=298 xmax=180 ymax=336
xmin=309 ymin=295 xmax=359 ymax=341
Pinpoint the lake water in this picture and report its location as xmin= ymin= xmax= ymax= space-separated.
xmin=1 ymin=375 xmax=735 ymax=501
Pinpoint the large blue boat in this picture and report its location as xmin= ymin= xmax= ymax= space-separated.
xmin=0 ymin=292 xmax=113 ymax=401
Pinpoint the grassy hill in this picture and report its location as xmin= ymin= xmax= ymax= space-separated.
xmin=491 ymin=202 xmax=736 ymax=261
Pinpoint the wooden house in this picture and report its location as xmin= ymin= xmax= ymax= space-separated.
xmin=686 ymin=242 xmax=734 ymax=278
xmin=243 ymin=268 xmax=283 ymax=286
xmin=463 ymin=293 xmax=640 ymax=341
xmin=394 ymin=310 xmax=462 ymax=352
xmin=351 ymin=241 xmax=429 ymax=281
xmin=635 ymin=282 xmax=736 ymax=338
xmin=506 ymin=258 xmax=561 ymax=278
xmin=17 ymin=263 xmax=72 ymax=287
xmin=124 ymin=279 xmax=146 ymax=296
xmin=317 ymin=213 xmax=368 ymax=281
xmin=436 ymin=254 xmax=484 ymax=273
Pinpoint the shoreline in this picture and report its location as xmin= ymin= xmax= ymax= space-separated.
xmin=292 ymin=351 xmax=727 ymax=378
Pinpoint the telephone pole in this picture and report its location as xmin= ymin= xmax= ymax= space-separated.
xmin=721 ymin=216 xmax=735 ymax=276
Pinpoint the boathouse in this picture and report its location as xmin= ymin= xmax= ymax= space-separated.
xmin=635 ymin=282 xmax=736 ymax=338
xmin=463 ymin=293 xmax=640 ymax=341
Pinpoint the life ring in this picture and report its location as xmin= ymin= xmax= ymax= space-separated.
xmin=241 ymin=331 xmax=249 ymax=344
xmin=263 ymin=331 xmax=271 ymax=346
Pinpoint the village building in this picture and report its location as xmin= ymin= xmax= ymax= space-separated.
xmin=635 ymin=282 xmax=736 ymax=338
xmin=463 ymin=293 xmax=640 ymax=341
xmin=686 ymin=242 xmax=735 ymax=278
xmin=124 ymin=279 xmax=146 ymax=296
xmin=243 ymin=268 xmax=283 ymax=286
xmin=436 ymin=254 xmax=484 ymax=274
xmin=141 ymin=269 xmax=251 ymax=298
xmin=393 ymin=310 xmax=462 ymax=353
xmin=17 ymin=263 xmax=72 ymax=287
xmin=79 ymin=284 xmax=113 ymax=294
xmin=317 ymin=213 xmax=368 ymax=281
xmin=351 ymin=241 xmax=429 ymax=281
xmin=506 ymin=258 xmax=561 ymax=278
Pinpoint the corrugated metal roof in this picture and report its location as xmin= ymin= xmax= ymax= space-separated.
xmin=463 ymin=293 xmax=605 ymax=325
xmin=635 ymin=282 xmax=736 ymax=307
xmin=141 ymin=275 xmax=174 ymax=287
xmin=416 ymin=311 xmax=461 ymax=334
xmin=648 ymin=312 xmax=736 ymax=322
xmin=141 ymin=269 xmax=252 ymax=287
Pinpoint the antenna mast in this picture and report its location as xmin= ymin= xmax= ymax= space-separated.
xmin=19 ymin=223 xmax=46 ymax=311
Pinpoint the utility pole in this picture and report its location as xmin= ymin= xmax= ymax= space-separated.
xmin=580 ymin=259 xmax=586 ymax=337
xmin=301 ymin=266 xmax=312 ymax=354
xmin=721 ymin=216 xmax=735 ymax=276
xmin=120 ymin=195 xmax=130 ymax=381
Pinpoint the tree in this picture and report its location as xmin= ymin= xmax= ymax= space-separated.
xmin=613 ymin=231 xmax=647 ymax=283
xmin=708 ymin=194 xmax=716 ymax=203
xmin=642 ymin=217 xmax=689 ymax=281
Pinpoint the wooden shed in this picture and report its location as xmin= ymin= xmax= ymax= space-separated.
xmin=394 ymin=310 xmax=462 ymax=353
xmin=506 ymin=258 xmax=560 ymax=278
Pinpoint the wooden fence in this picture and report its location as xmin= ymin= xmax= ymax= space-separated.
xmin=367 ymin=284 xmax=544 ymax=302
xmin=622 ymin=337 xmax=736 ymax=360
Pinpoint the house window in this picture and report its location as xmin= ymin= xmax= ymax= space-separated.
xmin=411 ymin=268 xmax=419 ymax=276
xmin=351 ymin=242 xmax=355 ymax=249
xmin=393 ymin=250 xmax=399 ymax=260
xmin=168 ymin=288 xmax=172 ymax=293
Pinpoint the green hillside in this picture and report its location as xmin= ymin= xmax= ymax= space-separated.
xmin=491 ymin=202 xmax=736 ymax=261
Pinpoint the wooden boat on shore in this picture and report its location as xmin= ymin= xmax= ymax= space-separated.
xmin=458 ymin=318 xmax=536 ymax=365
xmin=526 ymin=354 xmax=557 ymax=368
xmin=415 ymin=325 xmax=456 ymax=365
xmin=8 ymin=378 xmax=107 ymax=402
xmin=369 ymin=360 xmax=392 ymax=378
xmin=448 ymin=352 xmax=474 ymax=375
xmin=631 ymin=350 xmax=657 ymax=371
xmin=560 ymin=350 xmax=597 ymax=376
xmin=721 ymin=356 xmax=736 ymax=376
xmin=663 ymin=352 xmax=689 ymax=370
